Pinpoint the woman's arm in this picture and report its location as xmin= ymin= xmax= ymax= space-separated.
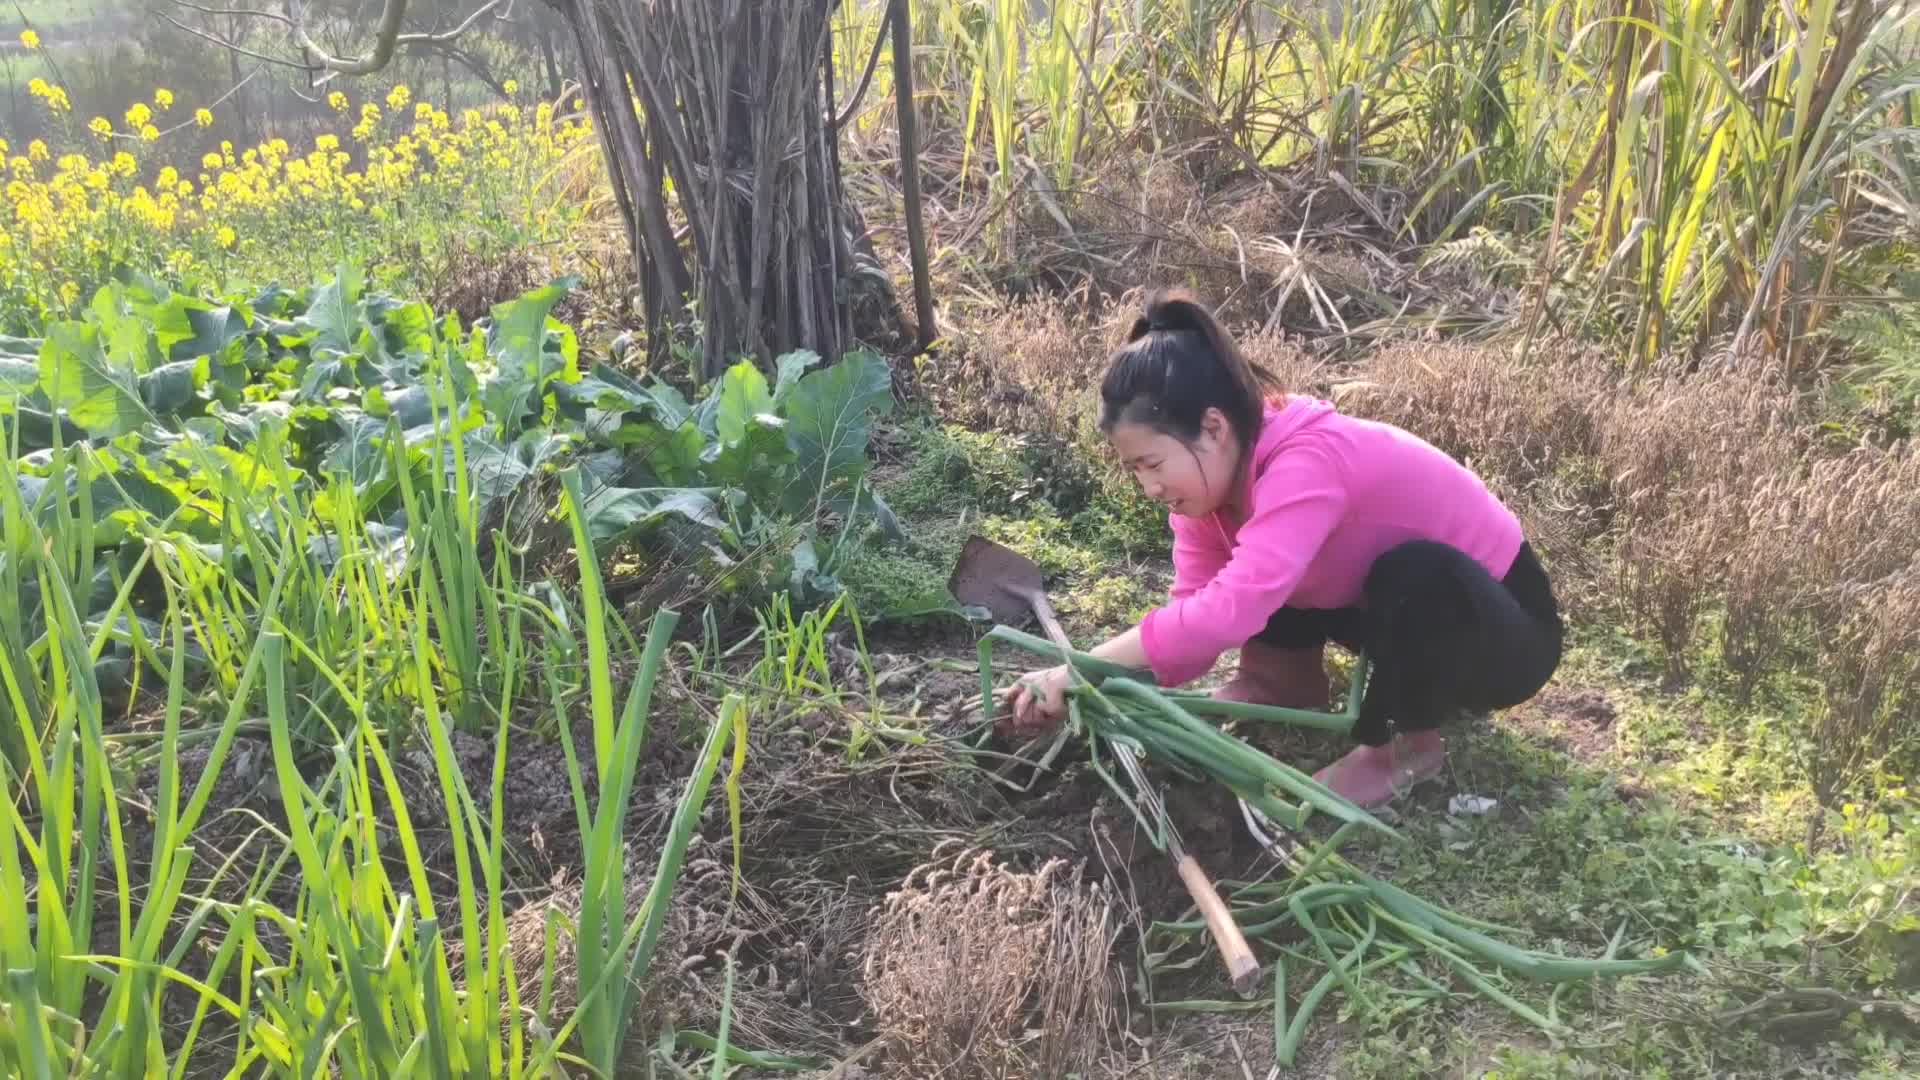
xmin=1006 ymin=625 xmax=1146 ymax=733
xmin=1086 ymin=624 xmax=1148 ymax=668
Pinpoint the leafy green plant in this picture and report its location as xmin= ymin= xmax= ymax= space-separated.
xmin=2 ymin=268 xmax=903 ymax=707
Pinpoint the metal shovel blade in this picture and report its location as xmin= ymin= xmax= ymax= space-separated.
xmin=947 ymin=534 xmax=1046 ymax=627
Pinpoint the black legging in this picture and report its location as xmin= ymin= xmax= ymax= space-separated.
xmin=1253 ymin=540 xmax=1562 ymax=746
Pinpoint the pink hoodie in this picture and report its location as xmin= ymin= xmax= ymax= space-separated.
xmin=1138 ymin=396 xmax=1524 ymax=687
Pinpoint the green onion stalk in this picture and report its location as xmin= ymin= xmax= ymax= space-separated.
xmin=977 ymin=623 xmax=1699 ymax=1063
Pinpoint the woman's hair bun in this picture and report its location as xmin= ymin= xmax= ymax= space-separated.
xmin=1129 ymin=290 xmax=1206 ymax=340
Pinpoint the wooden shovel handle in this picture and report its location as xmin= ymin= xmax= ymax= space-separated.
xmin=1176 ymin=853 xmax=1262 ymax=994
xmin=1026 ymin=590 xmax=1073 ymax=652
xmin=1023 ymin=582 xmax=1258 ymax=991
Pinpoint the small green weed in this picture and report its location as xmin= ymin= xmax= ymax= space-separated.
xmin=889 ymin=422 xmax=1098 ymax=520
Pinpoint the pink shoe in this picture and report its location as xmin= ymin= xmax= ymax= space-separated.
xmin=1213 ymin=641 xmax=1331 ymax=710
xmin=1313 ymin=734 xmax=1446 ymax=809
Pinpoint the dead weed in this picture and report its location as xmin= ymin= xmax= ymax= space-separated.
xmin=858 ymin=842 xmax=1122 ymax=1079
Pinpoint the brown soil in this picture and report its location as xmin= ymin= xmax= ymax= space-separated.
xmin=1506 ymin=683 xmax=1621 ymax=766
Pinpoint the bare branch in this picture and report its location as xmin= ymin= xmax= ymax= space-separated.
xmin=166 ymin=2 xmax=293 ymax=27
xmin=159 ymin=12 xmax=316 ymax=71
xmin=292 ymin=0 xmax=511 ymax=77
xmin=168 ymin=0 xmax=514 ymax=80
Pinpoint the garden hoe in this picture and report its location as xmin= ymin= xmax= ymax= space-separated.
xmin=949 ymin=534 xmax=1262 ymax=995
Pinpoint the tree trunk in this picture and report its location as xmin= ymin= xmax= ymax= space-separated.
xmin=545 ymin=0 xmax=863 ymax=379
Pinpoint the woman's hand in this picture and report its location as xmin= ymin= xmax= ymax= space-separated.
xmin=1003 ymin=665 xmax=1073 ymax=735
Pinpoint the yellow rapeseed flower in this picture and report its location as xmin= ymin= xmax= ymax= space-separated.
xmin=112 ymin=151 xmax=137 ymax=178
xmin=202 ymin=151 xmax=222 ymax=170
xmin=155 ymin=89 xmax=175 ymax=110
xmin=88 ymin=117 xmax=113 ymax=140
xmin=28 ymin=79 xmax=72 ymax=113
xmin=329 ymin=91 xmax=349 ymax=113
xmin=195 ymin=108 xmax=214 ymax=128
xmin=316 ymin=133 xmax=340 ymax=153
xmin=216 ymin=226 xmax=236 ymax=249
xmin=20 ymin=29 xmax=39 ymax=49
xmin=126 ymin=102 xmax=153 ymax=129
xmin=27 ymin=141 xmax=48 ymax=162
xmin=140 ymin=124 xmax=160 ymax=142
xmin=503 ymin=79 xmax=519 ymax=96
xmin=386 ymin=84 xmax=411 ymax=111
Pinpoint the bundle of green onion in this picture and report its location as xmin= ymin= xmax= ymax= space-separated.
xmin=977 ymin=625 xmax=1697 ymax=1064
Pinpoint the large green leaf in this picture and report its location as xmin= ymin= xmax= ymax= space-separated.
xmin=579 ymin=485 xmax=726 ymax=544
xmin=487 ymin=279 xmax=575 ymax=372
xmin=608 ymin=420 xmax=707 ymax=484
xmin=39 ymin=323 xmax=144 ymax=436
xmin=297 ymin=265 xmax=367 ymax=360
xmin=462 ymin=429 xmax=575 ymax=512
xmin=772 ymin=349 xmax=821 ymax=407
xmin=365 ymin=295 xmax=436 ymax=380
xmin=782 ymin=352 xmax=893 ymax=514
xmin=138 ymin=360 xmax=200 ymax=415
xmin=482 ymin=279 xmax=574 ymax=434
xmin=715 ymin=361 xmax=773 ymax=448
xmin=90 ymin=286 xmax=163 ymax=373
xmin=171 ymin=304 xmax=251 ymax=364
xmin=322 ymin=413 xmax=389 ymax=489
xmin=365 ymin=385 xmax=436 ymax=429
xmin=210 ymin=401 xmax=292 ymax=450
xmin=0 ymin=358 xmax=39 ymax=408
xmin=298 ymin=354 xmax=357 ymax=402
xmin=556 ymin=364 xmax=694 ymax=438
xmin=706 ymin=415 xmax=794 ymax=507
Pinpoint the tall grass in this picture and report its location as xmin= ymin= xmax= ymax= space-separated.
xmin=834 ymin=0 xmax=1920 ymax=363
xmin=0 ymin=433 xmax=743 ymax=1074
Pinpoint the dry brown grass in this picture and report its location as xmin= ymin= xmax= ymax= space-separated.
xmin=913 ymin=289 xmax=1327 ymax=460
xmin=470 ymin=870 xmax=688 ymax=1073
xmin=850 ymin=105 xmax=1527 ymax=344
xmin=1337 ymin=339 xmax=1613 ymax=495
xmin=1595 ymin=364 xmax=1807 ymax=684
xmin=857 ymin=841 xmax=1122 ymax=1079
xmin=1771 ymin=445 xmax=1920 ymax=812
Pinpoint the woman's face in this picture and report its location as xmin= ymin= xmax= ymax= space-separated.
xmin=1108 ymin=408 xmax=1240 ymax=518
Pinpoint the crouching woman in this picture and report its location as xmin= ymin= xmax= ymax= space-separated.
xmin=1008 ymin=290 xmax=1563 ymax=809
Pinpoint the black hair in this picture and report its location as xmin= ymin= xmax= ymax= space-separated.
xmin=1098 ymin=288 xmax=1280 ymax=450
